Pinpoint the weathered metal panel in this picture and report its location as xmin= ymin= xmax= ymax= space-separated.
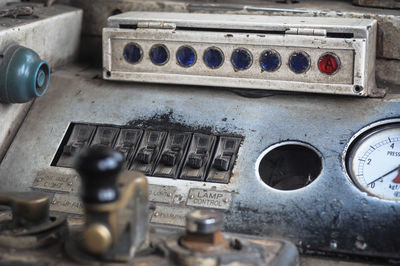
xmin=1 ymin=66 xmax=400 ymax=258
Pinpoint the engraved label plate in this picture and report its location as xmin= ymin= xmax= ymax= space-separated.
xmin=186 ymin=188 xmax=232 ymax=210
xmin=148 ymin=184 xmax=177 ymax=204
xmin=50 ymin=194 xmax=84 ymax=215
xmin=151 ymin=206 xmax=192 ymax=226
xmin=32 ymin=172 xmax=80 ymax=194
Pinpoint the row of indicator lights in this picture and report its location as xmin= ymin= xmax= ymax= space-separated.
xmin=123 ymin=43 xmax=340 ymax=75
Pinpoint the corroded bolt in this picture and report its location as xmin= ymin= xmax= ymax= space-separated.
xmin=181 ymin=209 xmax=227 ymax=253
xmin=186 ymin=209 xmax=223 ymax=234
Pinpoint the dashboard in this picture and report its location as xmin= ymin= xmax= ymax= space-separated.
xmin=0 ymin=1 xmax=399 ymax=265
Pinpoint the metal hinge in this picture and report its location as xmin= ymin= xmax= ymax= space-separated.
xmin=285 ymin=28 xmax=327 ymax=36
xmin=137 ymin=21 xmax=176 ymax=30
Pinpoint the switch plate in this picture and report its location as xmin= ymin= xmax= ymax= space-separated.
xmin=113 ymin=129 xmax=143 ymax=167
xmin=130 ymin=130 xmax=167 ymax=175
xmin=90 ymin=126 xmax=120 ymax=147
xmin=56 ymin=124 xmax=96 ymax=168
xmin=153 ymin=132 xmax=191 ymax=178
xmin=207 ymin=136 xmax=242 ymax=183
xmin=180 ymin=133 xmax=216 ymax=181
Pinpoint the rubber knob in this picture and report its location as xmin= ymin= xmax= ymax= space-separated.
xmin=74 ymin=145 xmax=124 ymax=204
xmin=0 ymin=45 xmax=50 ymax=103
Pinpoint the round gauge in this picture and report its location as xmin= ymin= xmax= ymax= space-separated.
xmin=346 ymin=120 xmax=400 ymax=201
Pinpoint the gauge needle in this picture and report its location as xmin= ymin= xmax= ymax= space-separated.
xmin=367 ymin=165 xmax=400 ymax=186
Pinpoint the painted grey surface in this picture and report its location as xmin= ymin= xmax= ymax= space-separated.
xmin=0 ymin=64 xmax=400 ymax=259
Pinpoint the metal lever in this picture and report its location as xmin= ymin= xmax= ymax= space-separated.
xmin=66 ymin=145 xmax=149 ymax=263
xmin=0 ymin=191 xmax=67 ymax=249
xmin=0 ymin=192 xmax=49 ymax=228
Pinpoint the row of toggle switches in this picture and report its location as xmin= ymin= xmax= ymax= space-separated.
xmin=54 ymin=123 xmax=243 ymax=184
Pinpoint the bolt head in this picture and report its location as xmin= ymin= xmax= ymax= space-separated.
xmin=186 ymin=209 xmax=224 ymax=234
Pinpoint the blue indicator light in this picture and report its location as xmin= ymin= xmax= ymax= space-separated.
xmin=203 ymin=47 xmax=224 ymax=69
xmin=289 ymin=52 xmax=310 ymax=74
xmin=150 ymin=44 xmax=169 ymax=66
xmin=123 ymin=43 xmax=143 ymax=64
xmin=260 ymin=50 xmax=281 ymax=72
xmin=176 ymin=46 xmax=196 ymax=67
xmin=231 ymin=48 xmax=252 ymax=70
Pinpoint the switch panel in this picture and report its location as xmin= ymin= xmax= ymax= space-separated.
xmin=113 ymin=129 xmax=143 ymax=167
xmin=153 ymin=132 xmax=191 ymax=178
xmin=53 ymin=123 xmax=242 ymax=183
xmin=207 ymin=137 xmax=241 ymax=183
xmin=56 ymin=124 xmax=96 ymax=168
xmin=90 ymin=126 xmax=120 ymax=147
xmin=180 ymin=134 xmax=216 ymax=181
xmin=130 ymin=130 xmax=167 ymax=175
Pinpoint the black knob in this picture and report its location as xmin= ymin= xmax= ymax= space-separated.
xmin=74 ymin=145 xmax=123 ymax=204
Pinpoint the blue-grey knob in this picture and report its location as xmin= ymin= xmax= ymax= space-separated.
xmin=0 ymin=45 xmax=50 ymax=103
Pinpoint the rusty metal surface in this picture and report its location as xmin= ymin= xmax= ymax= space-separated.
xmin=1 ymin=65 xmax=400 ymax=261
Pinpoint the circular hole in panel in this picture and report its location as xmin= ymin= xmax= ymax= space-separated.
xmin=318 ymin=53 xmax=340 ymax=75
xmin=123 ymin=43 xmax=143 ymax=64
xmin=176 ymin=46 xmax=197 ymax=67
xmin=257 ymin=142 xmax=322 ymax=191
xmin=259 ymin=50 xmax=281 ymax=72
xmin=231 ymin=48 xmax=253 ymax=70
xmin=289 ymin=52 xmax=310 ymax=74
xmin=203 ymin=47 xmax=224 ymax=69
xmin=149 ymin=44 xmax=169 ymax=66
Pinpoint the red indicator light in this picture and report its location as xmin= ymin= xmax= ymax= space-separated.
xmin=318 ymin=53 xmax=340 ymax=75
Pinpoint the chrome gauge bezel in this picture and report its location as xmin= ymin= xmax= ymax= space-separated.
xmin=343 ymin=118 xmax=400 ymax=201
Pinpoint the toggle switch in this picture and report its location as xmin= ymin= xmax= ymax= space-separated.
xmin=153 ymin=132 xmax=191 ymax=178
xmin=56 ymin=124 xmax=96 ymax=168
xmin=90 ymin=126 xmax=120 ymax=148
xmin=180 ymin=134 xmax=216 ymax=181
xmin=113 ymin=129 xmax=143 ymax=166
xmin=130 ymin=130 xmax=167 ymax=175
xmin=207 ymin=137 xmax=241 ymax=183
xmin=0 ymin=45 xmax=50 ymax=103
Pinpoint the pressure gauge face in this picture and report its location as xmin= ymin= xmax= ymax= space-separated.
xmin=346 ymin=122 xmax=400 ymax=201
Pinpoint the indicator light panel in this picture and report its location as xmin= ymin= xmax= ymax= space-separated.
xmin=104 ymin=12 xmax=379 ymax=96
